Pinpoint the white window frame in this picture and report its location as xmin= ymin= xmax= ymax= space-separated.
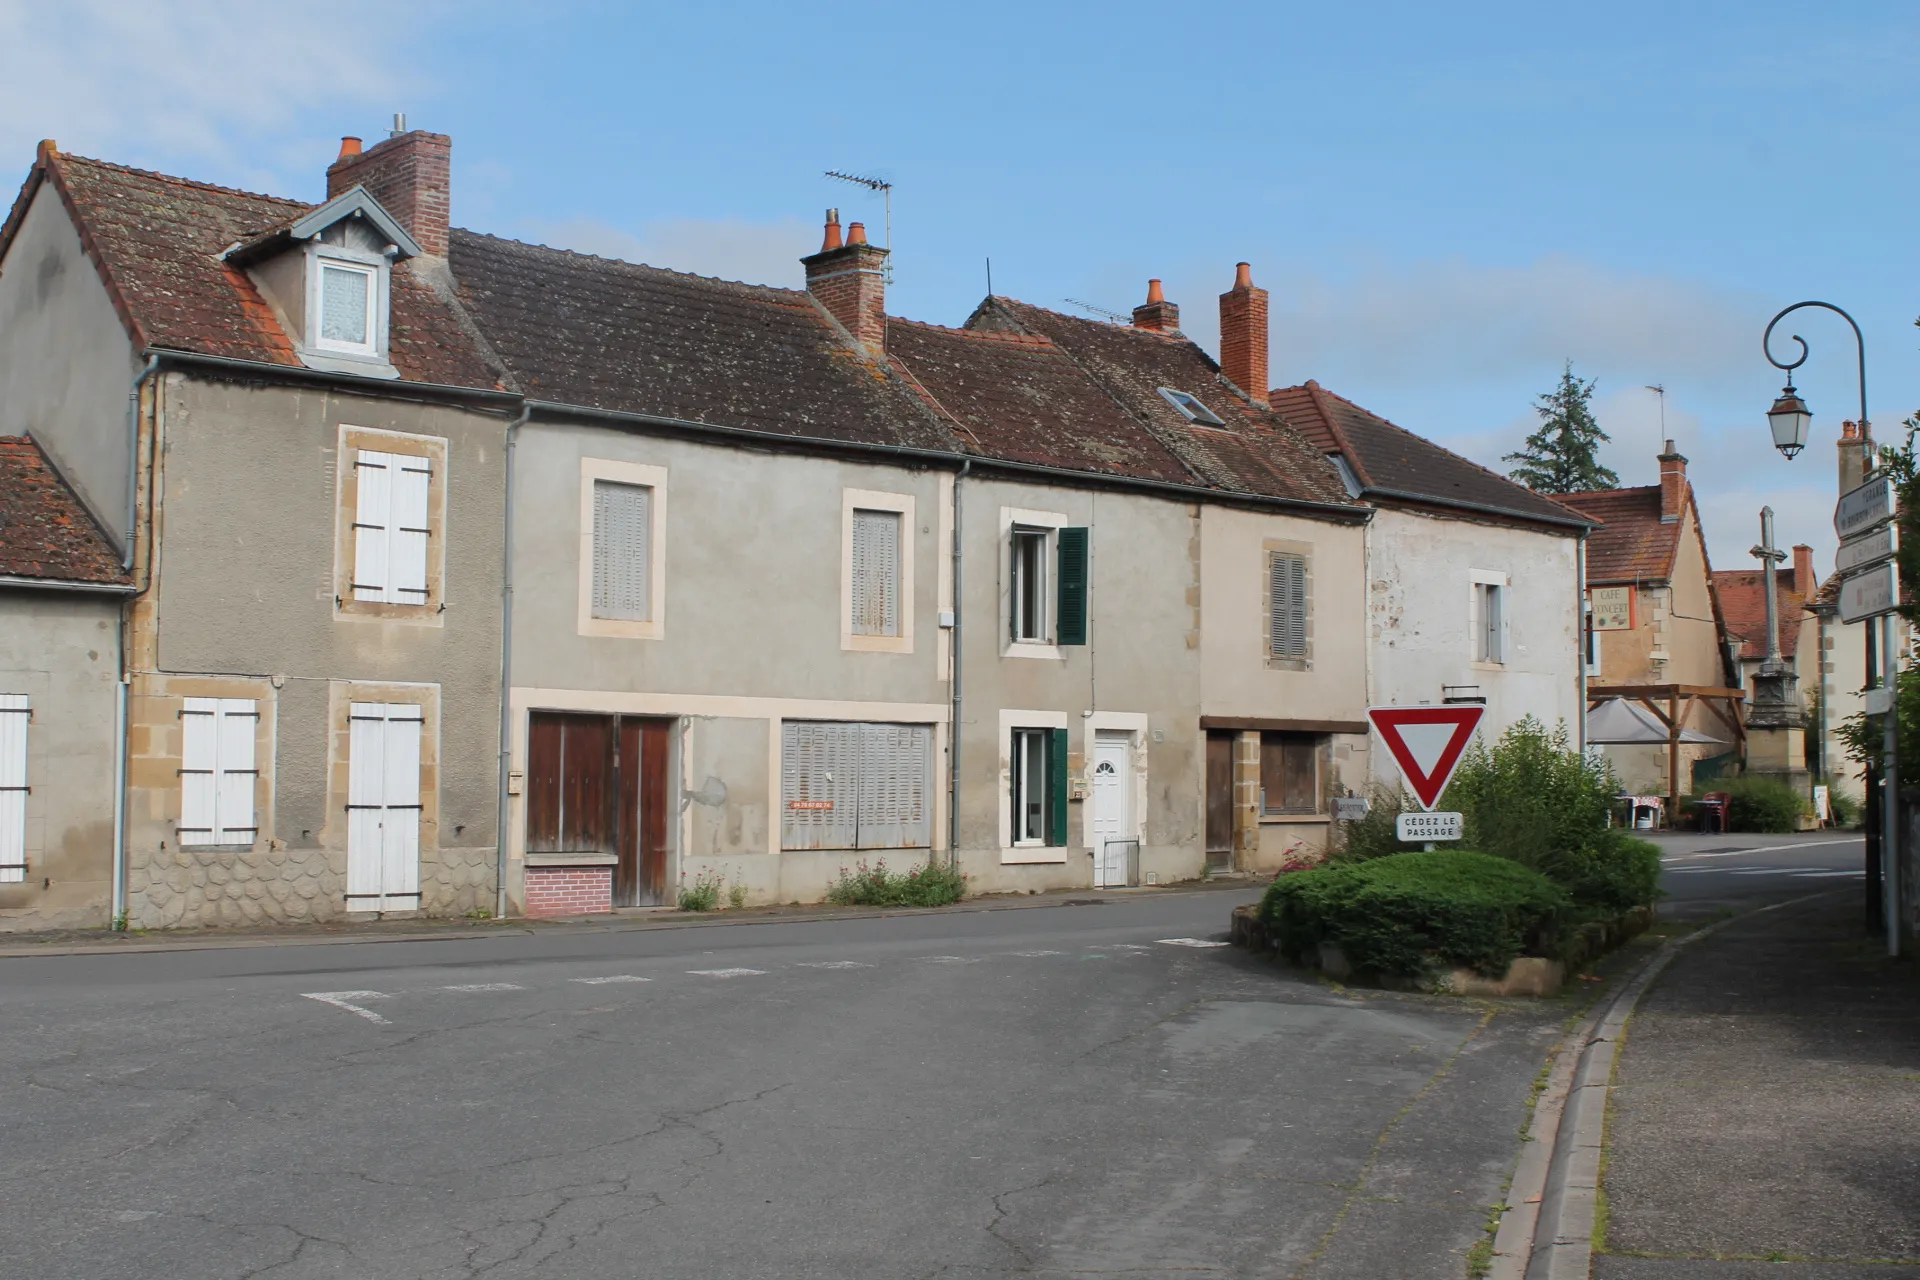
xmin=577 ymin=458 xmax=668 ymax=640
xmin=0 ymin=694 xmax=27 ymax=883
xmin=997 ymin=707 xmax=1070 ymax=863
xmin=841 ymin=488 xmax=915 ymax=654
xmin=1472 ymin=570 xmax=1511 ymax=668
xmin=1001 ymin=506 xmax=1069 ymax=660
xmin=1156 ymin=386 xmax=1226 ymax=426
xmin=309 ymin=248 xmax=386 ymax=359
xmin=178 ymin=697 xmax=260 ymax=849
xmin=1584 ymin=597 xmax=1602 ymax=677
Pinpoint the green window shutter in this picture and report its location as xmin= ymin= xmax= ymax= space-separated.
xmin=1056 ymin=526 xmax=1089 ymax=645
xmin=1047 ymin=727 xmax=1069 ymax=846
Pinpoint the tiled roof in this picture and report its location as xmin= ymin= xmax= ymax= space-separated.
xmin=449 ymin=230 xmax=952 ymax=450
xmin=4 ymin=151 xmax=499 ymax=388
xmin=1713 ymin=567 xmax=1811 ymax=661
xmin=1268 ymin=380 xmax=1588 ymax=528
xmin=970 ymin=299 xmax=1356 ymax=507
xmin=886 ymin=320 xmax=1196 ymax=484
xmin=1557 ymin=486 xmax=1684 ymax=582
xmin=0 ymin=436 xmax=130 ymax=585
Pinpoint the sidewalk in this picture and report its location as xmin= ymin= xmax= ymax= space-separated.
xmin=1595 ymin=894 xmax=1920 ymax=1276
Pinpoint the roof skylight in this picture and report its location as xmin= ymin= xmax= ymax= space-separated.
xmin=1157 ymin=387 xmax=1225 ymax=426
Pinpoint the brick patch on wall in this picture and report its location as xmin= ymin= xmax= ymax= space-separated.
xmin=525 ymin=866 xmax=612 ymax=917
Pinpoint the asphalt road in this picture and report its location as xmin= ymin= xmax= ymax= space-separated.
xmin=0 ymin=888 xmax=1563 ymax=1280
xmin=1649 ymin=830 xmax=1867 ymax=918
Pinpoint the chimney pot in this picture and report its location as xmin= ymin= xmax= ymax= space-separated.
xmin=1219 ymin=261 xmax=1270 ymax=406
xmin=1132 ymin=279 xmax=1180 ymax=332
xmin=337 ymin=136 xmax=363 ymax=160
xmin=326 ymin=128 xmax=451 ymax=257
xmin=36 ymin=139 xmax=57 ymax=163
xmin=821 ymin=209 xmax=843 ymax=251
xmin=846 ymin=221 xmax=868 ymax=246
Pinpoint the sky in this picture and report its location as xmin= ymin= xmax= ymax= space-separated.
xmin=4 ymin=0 xmax=1916 ymax=575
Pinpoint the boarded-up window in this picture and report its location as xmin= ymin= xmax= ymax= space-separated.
xmin=591 ymin=480 xmax=652 ymax=621
xmin=850 ymin=509 xmax=901 ymax=637
xmin=781 ymin=721 xmax=931 ymax=850
xmin=0 ymin=694 xmax=26 ymax=882
xmin=1260 ymin=733 xmax=1321 ymax=815
xmin=352 ymin=449 xmax=432 ymax=605
xmin=1268 ymin=551 xmax=1308 ymax=659
xmin=178 ymin=697 xmax=259 ymax=847
xmin=526 ymin=713 xmax=614 ymax=853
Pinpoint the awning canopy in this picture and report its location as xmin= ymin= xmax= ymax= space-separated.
xmin=1587 ymin=697 xmax=1725 ymax=746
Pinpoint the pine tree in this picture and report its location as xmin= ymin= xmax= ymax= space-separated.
xmin=1505 ymin=362 xmax=1620 ymax=493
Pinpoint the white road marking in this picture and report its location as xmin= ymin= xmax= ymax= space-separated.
xmin=1109 ymin=944 xmax=1152 ymax=951
xmin=1158 ymin=938 xmax=1229 ymax=948
xmin=301 ymin=991 xmax=392 ymax=1024
xmin=1793 ymin=870 xmax=1865 ymax=878
xmin=1663 ymin=837 xmax=1864 ymax=863
xmin=571 ymin=975 xmax=653 ymax=984
xmin=1010 ymin=950 xmax=1065 ymax=957
xmin=441 ymin=983 xmax=524 ymax=992
xmin=688 ymin=968 xmax=765 ymax=978
xmin=1728 ymin=867 xmax=1826 ymax=876
xmin=921 ymin=955 xmax=984 ymax=964
xmin=795 ymin=961 xmax=873 ymax=969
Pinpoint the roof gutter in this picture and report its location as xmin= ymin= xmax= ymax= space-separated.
xmin=0 ymin=574 xmax=139 ymax=595
xmin=143 ymin=348 xmax=521 ymax=410
xmin=1362 ymin=485 xmax=1595 ymax=531
xmin=522 ymin=400 xmax=1374 ymax=524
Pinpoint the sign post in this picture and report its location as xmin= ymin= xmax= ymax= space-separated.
xmin=1367 ymin=705 xmax=1486 ymax=849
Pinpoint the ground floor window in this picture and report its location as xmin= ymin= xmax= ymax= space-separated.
xmin=1260 ymin=732 xmax=1323 ymax=816
xmin=1010 ymin=726 xmax=1068 ymax=847
xmin=781 ymin=721 xmax=932 ymax=851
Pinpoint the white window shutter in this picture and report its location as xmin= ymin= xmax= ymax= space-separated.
xmin=179 ymin=697 xmax=219 ymax=842
xmin=381 ymin=709 xmax=423 ymax=901
xmin=353 ymin=450 xmax=394 ymax=602
xmin=390 ymin=456 xmax=432 ymax=604
xmin=851 ymin=509 xmax=901 ymax=637
xmin=347 ymin=702 xmax=423 ymax=909
xmin=591 ymin=480 xmax=652 ymax=620
xmin=214 ymin=699 xmax=258 ymax=844
xmin=0 ymin=694 xmax=27 ymax=882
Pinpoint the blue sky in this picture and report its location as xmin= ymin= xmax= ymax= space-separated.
xmin=5 ymin=0 xmax=1917 ymax=572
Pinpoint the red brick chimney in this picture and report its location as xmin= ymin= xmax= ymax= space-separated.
xmin=802 ymin=208 xmax=888 ymax=352
xmin=326 ymin=128 xmax=451 ymax=257
xmin=1131 ymin=279 xmax=1180 ymax=333
xmin=1217 ymin=262 xmax=1269 ymax=406
xmin=1657 ymin=439 xmax=1688 ymax=524
xmin=1838 ymin=419 xmax=1869 ymax=492
xmin=1792 ymin=544 xmax=1814 ymax=598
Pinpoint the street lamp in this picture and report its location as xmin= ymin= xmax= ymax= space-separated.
xmin=1760 ymin=299 xmax=1899 ymax=958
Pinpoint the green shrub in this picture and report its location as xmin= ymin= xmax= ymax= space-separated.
xmin=1331 ymin=785 xmax=1416 ymax=862
xmin=1551 ymin=832 xmax=1662 ymax=916
xmin=826 ymin=858 xmax=968 ymax=908
xmin=1444 ymin=718 xmax=1619 ymax=874
xmin=677 ymin=869 xmax=722 ymax=912
xmin=1258 ymin=850 xmax=1572 ymax=979
xmin=1721 ymin=776 xmax=1809 ymax=833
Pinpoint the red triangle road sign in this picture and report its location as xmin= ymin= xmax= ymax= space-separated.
xmin=1367 ymin=705 xmax=1485 ymax=811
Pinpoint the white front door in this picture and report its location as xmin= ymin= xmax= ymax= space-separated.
xmin=347 ymin=702 xmax=424 ymax=912
xmin=1090 ymin=732 xmax=1132 ymax=888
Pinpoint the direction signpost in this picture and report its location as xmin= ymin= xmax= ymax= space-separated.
xmin=1835 ymin=523 xmax=1899 ymax=579
xmin=1840 ymin=561 xmax=1899 ymax=624
xmin=1835 ymin=472 xmax=1894 ymax=540
xmin=1367 ymin=705 xmax=1485 ymax=849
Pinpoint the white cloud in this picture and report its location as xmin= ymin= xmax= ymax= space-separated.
xmin=523 ymin=216 xmax=815 ymax=290
xmin=0 ymin=0 xmax=430 ymax=192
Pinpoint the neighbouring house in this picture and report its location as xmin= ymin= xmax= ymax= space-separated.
xmin=1559 ymin=441 xmax=1742 ymax=801
xmin=0 ymin=437 xmax=135 ymax=929
xmin=1266 ymin=379 xmax=1593 ymax=783
xmin=0 ymin=135 xmax=512 ymax=929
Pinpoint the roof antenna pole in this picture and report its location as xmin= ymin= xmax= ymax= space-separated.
xmin=825 ymin=170 xmax=893 ymax=283
xmin=986 ymin=257 xmax=992 ymax=297
xmin=1063 ymin=299 xmax=1129 ymax=324
xmin=1646 ymin=383 xmax=1667 ymax=436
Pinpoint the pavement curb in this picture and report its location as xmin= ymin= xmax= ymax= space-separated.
xmin=1489 ymin=889 xmax=1847 ymax=1280
xmin=0 ymin=882 xmax=1252 ymax=960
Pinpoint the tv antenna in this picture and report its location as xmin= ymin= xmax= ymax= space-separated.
xmin=825 ymin=170 xmax=892 ymax=282
xmin=1064 ymin=298 xmax=1128 ymax=324
xmin=1645 ymin=383 xmax=1667 ymax=434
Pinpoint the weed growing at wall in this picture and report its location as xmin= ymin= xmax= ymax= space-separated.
xmin=826 ymin=858 xmax=967 ymax=908
xmin=677 ymin=869 xmax=723 ymax=912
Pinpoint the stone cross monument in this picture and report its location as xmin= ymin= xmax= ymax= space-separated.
xmin=1745 ymin=505 xmax=1809 ymax=796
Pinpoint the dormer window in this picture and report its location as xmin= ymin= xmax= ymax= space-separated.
xmin=316 ymin=258 xmax=379 ymax=355
xmin=227 ymin=184 xmax=421 ymax=381
xmin=1157 ymin=386 xmax=1225 ymax=426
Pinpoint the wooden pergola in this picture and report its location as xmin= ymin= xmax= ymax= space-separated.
xmin=1586 ymin=683 xmax=1747 ymax=809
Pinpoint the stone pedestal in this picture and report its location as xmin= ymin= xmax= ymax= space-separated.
xmin=1745 ymin=664 xmax=1811 ymax=801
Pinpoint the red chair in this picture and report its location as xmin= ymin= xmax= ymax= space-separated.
xmin=1696 ymin=791 xmax=1731 ymax=834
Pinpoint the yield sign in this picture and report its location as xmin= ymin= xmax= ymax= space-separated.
xmin=1367 ymin=705 xmax=1485 ymax=811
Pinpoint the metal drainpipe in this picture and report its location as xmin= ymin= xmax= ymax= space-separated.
xmin=494 ymin=406 xmax=530 ymax=919
xmin=947 ymin=460 xmax=970 ymax=869
xmin=123 ymin=355 xmax=158 ymax=569
xmin=110 ymin=642 xmax=128 ymax=928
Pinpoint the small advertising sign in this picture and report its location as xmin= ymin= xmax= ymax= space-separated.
xmin=1332 ymin=796 xmax=1370 ymax=822
xmin=1397 ymin=811 xmax=1464 ymax=842
xmin=1588 ymin=585 xmax=1634 ymax=631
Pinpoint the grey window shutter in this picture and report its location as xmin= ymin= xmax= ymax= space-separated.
xmin=780 ymin=721 xmax=860 ymax=850
xmin=851 ymin=509 xmax=901 ymax=637
xmin=1269 ymin=553 xmax=1308 ymax=658
xmin=856 ymin=723 xmax=932 ymax=849
xmin=592 ymin=481 xmax=652 ymax=620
